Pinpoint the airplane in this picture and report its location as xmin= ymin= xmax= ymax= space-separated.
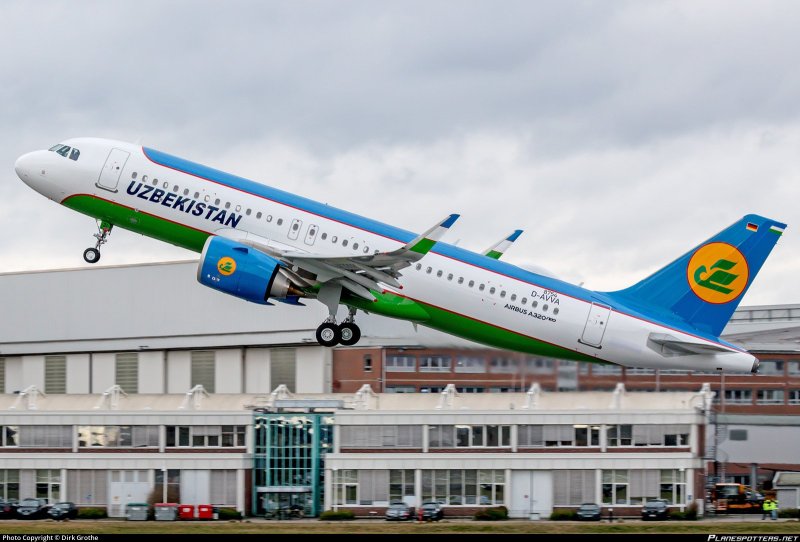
xmin=14 ymin=138 xmax=787 ymax=373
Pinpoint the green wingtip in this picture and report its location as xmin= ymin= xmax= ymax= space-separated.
xmin=409 ymin=238 xmax=436 ymax=255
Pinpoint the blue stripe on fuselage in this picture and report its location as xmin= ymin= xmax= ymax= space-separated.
xmin=142 ymin=146 xmax=736 ymax=348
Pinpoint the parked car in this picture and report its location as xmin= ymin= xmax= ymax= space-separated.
xmin=576 ymin=502 xmax=602 ymax=521
xmin=0 ymin=500 xmax=18 ymax=519
xmin=16 ymin=498 xmax=49 ymax=519
xmin=641 ymin=499 xmax=669 ymax=520
xmin=385 ymin=502 xmax=414 ymax=521
xmin=418 ymin=501 xmax=444 ymax=521
xmin=48 ymin=502 xmax=78 ymax=521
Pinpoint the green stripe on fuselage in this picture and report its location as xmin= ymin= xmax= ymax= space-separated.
xmin=63 ymin=195 xmax=209 ymax=252
xmin=346 ymin=290 xmax=596 ymax=362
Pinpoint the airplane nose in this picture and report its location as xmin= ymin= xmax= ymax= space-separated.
xmin=14 ymin=152 xmax=33 ymax=182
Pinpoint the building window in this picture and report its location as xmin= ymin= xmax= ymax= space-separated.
xmin=660 ymin=469 xmax=686 ymax=505
xmin=757 ymin=389 xmax=785 ymax=405
xmin=78 ymin=426 xmax=159 ymax=448
xmin=574 ymin=425 xmax=601 ymax=446
xmin=0 ymin=470 xmax=19 ymax=501
xmin=553 ymin=470 xmax=595 ymax=505
xmin=389 ymin=470 xmax=415 ymax=502
xmin=789 ymin=390 xmax=800 ymax=405
xmin=429 ymin=425 xmax=510 ymax=448
xmin=607 ymin=425 xmax=633 ymax=446
xmin=155 ymin=469 xmax=181 ymax=502
xmin=729 ymin=429 xmax=748 ymax=441
xmin=421 ymin=469 xmax=504 ymax=505
xmin=455 ymin=356 xmax=485 ymax=373
xmin=340 ymin=425 xmax=422 ymax=448
xmin=625 ymin=367 xmax=656 ymax=375
xmin=419 ymin=356 xmax=451 ymax=372
xmin=758 ymin=360 xmax=784 ymax=375
xmin=115 ymin=353 xmax=138 ymax=394
xmin=333 ymin=469 xmax=358 ymax=505
xmin=788 ymin=361 xmax=800 ymax=375
xmin=10 ymin=426 xmax=71 ymax=447
xmin=363 ymin=355 xmax=373 ymax=373
xmin=190 ymin=351 xmax=215 ymax=393
xmin=270 ymin=348 xmax=296 ymax=392
xmin=44 ymin=355 xmax=66 ymax=394
xmin=386 ymin=386 xmax=415 ymax=393
xmin=724 ymin=389 xmax=753 ymax=404
xmin=633 ymin=425 xmax=690 ymax=447
xmin=489 ymin=358 xmax=518 ymax=374
xmin=386 ymin=355 xmax=416 ymax=372
xmin=602 ymin=470 xmax=628 ymax=505
xmin=526 ymin=358 xmax=555 ymax=374
xmin=0 ymin=358 xmax=5 ymax=394
xmin=592 ymin=364 xmax=622 ymax=375
xmin=165 ymin=426 xmax=246 ymax=447
xmin=36 ymin=469 xmax=60 ymax=503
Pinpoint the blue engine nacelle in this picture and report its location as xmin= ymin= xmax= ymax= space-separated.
xmin=197 ymin=236 xmax=297 ymax=304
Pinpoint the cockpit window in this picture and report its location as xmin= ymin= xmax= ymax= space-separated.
xmin=48 ymin=143 xmax=80 ymax=161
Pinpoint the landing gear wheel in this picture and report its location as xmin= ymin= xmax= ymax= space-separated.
xmin=83 ymin=247 xmax=101 ymax=264
xmin=339 ymin=322 xmax=361 ymax=346
xmin=316 ymin=322 xmax=341 ymax=347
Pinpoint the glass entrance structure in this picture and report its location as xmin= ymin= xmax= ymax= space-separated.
xmin=253 ymin=411 xmax=334 ymax=517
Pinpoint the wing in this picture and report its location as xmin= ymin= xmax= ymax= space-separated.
xmin=482 ymin=229 xmax=523 ymax=260
xmin=226 ymin=213 xmax=459 ymax=302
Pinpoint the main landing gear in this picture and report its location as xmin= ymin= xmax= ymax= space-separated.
xmin=315 ymin=308 xmax=362 ymax=347
xmin=83 ymin=221 xmax=113 ymax=264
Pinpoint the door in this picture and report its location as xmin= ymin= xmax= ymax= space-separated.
xmin=108 ymin=470 xmax=150 ymax=517
xmin=510 ymin=471 xmax=553 ymax=519
xmin=288 ymin=218 xmax=303 ymax=241
xmin=180 ymin=470 xmax=210 ymax=505
xmin=96 ymin=148 xmax=130 ymax=192
xmin=580 ymin=303 xmax=611 ymax=348
xmin=304 ymin=224 xmax=319 ymax=246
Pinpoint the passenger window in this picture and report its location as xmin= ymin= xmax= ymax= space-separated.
xmin=183 ymin=188 xmax=189 ymax=196
xmin=69 ymin=148 xmax=80 ymax=161
xmin=277 ymin=219 xmax=283 ymax=225
xmin=204 ymin=195 xmax=210 ymax=202
xmin=426 ymin=267 xmax=432 ymax=274
xmin=436 ymin=270 xmax=443 ymax=277
xmin=363 ymin=246 xmax=369 ymax=253
xmin=415 ymin=263 xmax=422 ymax=270
xmin=543 ymin=304 xmax=549 ymax=311
xmin=246 ymin=209 xmax=252 ymax=216
xmin=142 ymin=175 xmax=148 ymax=182
xmin=458 ymin=277 xmax=464 ymax=284
xmin=225 ymin=202 xmax=231 ymax=209
xmin=447 ymin=273 xmax=453 ymax=281
xmin=500 ymin=291 xmax=506 ymax=298
xmin=479 ymin=284 xmax=485 ymax=291
xmin=215 ymin=198 xmax=221 ymax=205
xmin=342 ymin=239 xmax=348 ymax=247
xmin=194 ymin=192 xmax=200 ymax=199
xmin=553 ymin=308 xmax=559 ymax=315
xmin=331 ymin=235 xmax=338 ymax=243
xmin=152 ymin=179 xmax=158 ymax=186
xmin=267 ymin=215 xmax=273 ymax=222
xmin=510 ymin=294 xmax=516 ymax=301
xmin=162 ymin=181 xmax=168 ymax=188
xmin=235 ymin=205 xmax=241 ymax=212
xmin=132 ymin=172 xmax=138 ymax=179
xmin=468 ymin=280 xmax=474 ymax=287
xmin=173 ymin=185 xmax=179 ymax=193
xmin=256 ymin=212 xmax=262 ymax=219
xmin=292 ymin=223 xmax=299 ymax=231
xmin=532 ymin=301 xmax=538 ymax=308
xmin=521 ymin=297 xmax=527 ymax=305
xmin=353 ymin=243 xmax=359 ymax=250
xmin=320 ymin=232 xmax=327 ymax=240
xmin=489 ymin=287 xmax=496 ymax=294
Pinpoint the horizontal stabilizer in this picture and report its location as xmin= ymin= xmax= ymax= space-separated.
xmin=648 ymin=333 xmax=734 ymax=357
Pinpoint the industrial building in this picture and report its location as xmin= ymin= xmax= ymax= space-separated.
xmin=0 ymin=261 xmax=797 ymax=517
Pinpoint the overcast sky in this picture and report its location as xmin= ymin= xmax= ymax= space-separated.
xmin=2 ymin=0 xmax=798 ymax=306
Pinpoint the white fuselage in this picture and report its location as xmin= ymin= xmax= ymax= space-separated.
xmin=15 ymin=137 xmax=759 ymax=373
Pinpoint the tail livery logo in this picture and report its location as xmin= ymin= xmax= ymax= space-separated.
xmin=217 ymin=257 xmax=237 ymax=276
xmin=688 ymin=242 xmax=749 ymax=304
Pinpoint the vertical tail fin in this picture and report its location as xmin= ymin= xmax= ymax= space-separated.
xmin=607 ymin=214 xmax=786 ymax=336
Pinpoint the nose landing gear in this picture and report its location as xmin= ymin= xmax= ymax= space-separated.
xmin=83 ymin=220 xmax=113 ymax=264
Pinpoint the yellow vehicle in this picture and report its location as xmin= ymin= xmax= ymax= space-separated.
xmin=712 ymin=483 xmax=764 ymax=513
